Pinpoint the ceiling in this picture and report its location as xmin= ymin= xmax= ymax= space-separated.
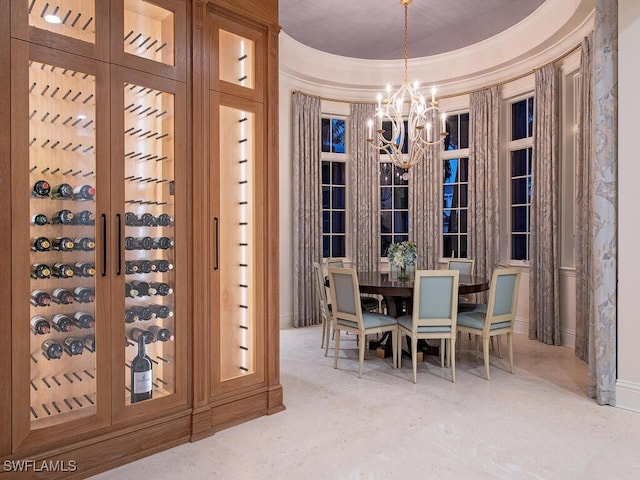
xmin=279 ymin=0 xmax=547 ymax=60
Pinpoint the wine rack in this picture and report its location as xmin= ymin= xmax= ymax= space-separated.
xmin=218 ymin=29 xmax=255 ymax=90
xmin=28 ymin=58 xmax=98 ymax=428
xmin=122 ymin=79 xmax=176 ymax=404
xmin=123 ymin=0 xmax=175 ymax=67
xmin=28 ymin=0 xmax=96 ymax=44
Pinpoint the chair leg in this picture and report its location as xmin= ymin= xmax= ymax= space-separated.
xmin=333 ymin=326 xmax=341 ymax=369
xmin=496 ymin=335 xmax=503 ymax=358
xmin=450 ymin=337 xmax=456 ymax=383
xmin=483 ymin=336 xmax=491 ymax=380
xmin=508 ymin=332 xmax=515 ymax=374
xmin=324 ymin=320 xmax=332 ymax=357
xmin=412 ymin=337 xmax=418 ymax=384
xmin=440 ymin=339 xmax=445 ymax=368
xmin=475 ymin=335 xmax=480 ymax=361
xmin=397 ymin=331 xmax=403 ymax=369
xmin=358 ymin=332 xmax=366 ymax=378
xmin=391 ymin=329 xmax=397 ymax=369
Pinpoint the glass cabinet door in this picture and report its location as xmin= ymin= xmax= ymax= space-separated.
xmin=27 ymin=0 xmax=96 ymax=44
xmin=28 ymin=59 xmax=98 ymax=427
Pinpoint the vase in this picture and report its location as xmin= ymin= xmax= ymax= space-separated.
xmin=398 ymin=266 xmax=409 ymax=279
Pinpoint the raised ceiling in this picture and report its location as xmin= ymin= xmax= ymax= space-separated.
xmin=279 ymin=0 xmax=546 ymax=60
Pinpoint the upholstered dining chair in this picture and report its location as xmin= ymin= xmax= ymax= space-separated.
xmin=446 ymin=258 xmax=475 ymax=275
xmin=313 ymin=262 xmax=333 ymax=354
xmin=456 ymin=267 xmax=522 ymax=380
xmin=396 ymin=270 xmax=459 ymax=383
xmin=327 ymin=267 xmax=398 ymax=378
xmin=325 ymin=259 xmax=380 ymax=312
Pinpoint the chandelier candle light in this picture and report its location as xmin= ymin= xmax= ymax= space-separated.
xmin=367 ymin=0 xmax=447 ymax=173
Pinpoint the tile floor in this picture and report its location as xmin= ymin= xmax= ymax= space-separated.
xmin=90 ymin=326 xmax=640 ymax=479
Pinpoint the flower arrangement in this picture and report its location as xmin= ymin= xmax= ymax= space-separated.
xmin=387 ymin=241 xmax=417 ymax=270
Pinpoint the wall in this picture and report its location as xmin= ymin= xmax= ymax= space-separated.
xmin=617 ymin=0 xmax=640 ymax=412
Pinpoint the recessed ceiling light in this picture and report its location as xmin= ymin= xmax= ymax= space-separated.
xmin=44 ymin=14 xmax=61 ymax=24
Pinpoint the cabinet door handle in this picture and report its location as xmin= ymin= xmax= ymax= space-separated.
xmin=116 ymin=213 xmax=122 ymax=276
xmin=214 ymin=216 xmax=219 ymax=271
xmin=101 ymin=214 xmax=107 ymax=276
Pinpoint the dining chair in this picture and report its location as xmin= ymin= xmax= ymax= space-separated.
xmin=327 ymin=267 xmax=398 ymax=378
xmin=313 ymin=262 xmax=333 ymax=354
xmin=446 ymin=258 xmax=475 ymax=275
xmin=396 ymin=270 xmax=459 ymax=383
xmin=456 ymin=267 xmax=522 ymax=380
xmin=325 ymin=259 xmax=380 ymax=312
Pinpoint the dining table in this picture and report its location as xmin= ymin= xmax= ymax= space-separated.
xmin=356 ymin=270 xmax=490 ymax=357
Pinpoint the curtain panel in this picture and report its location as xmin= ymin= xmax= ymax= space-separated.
xmin=292 ymin=92 xmax=322 ymax=327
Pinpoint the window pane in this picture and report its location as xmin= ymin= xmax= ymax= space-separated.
xmin=381 ymin=211 xmax=392 ymax=233
xmin=322 ymin=161 xmax=330 ymax=184
xmin=443 ymin=209 xmax=453 ymax=233
xmin=332 ymin=235 xmax=346 ymax=257
xmin=323 ymin=236 xmax=330 ymax=257
xmin=460 ymin=209 xmax=467 ymax=232
xmin=512 ymin=100 xmax=528 ymax=140
xmin=444 ymin=159 xmax=458 ymax=184
xmin=381 ymin=187 xmax=392 ymax=209
xmin=512 ymin=178 xmax=529 ymax=204
xmin=460 ymin=235 xmax=468 ymax=258
xmin=511 ymin=150 xmax=529 ymax=176
xmin=512 ymin=234 xmax=528 ymax=260
xmin=460 ymin=185 xmax=468 ymax=207
xmin=322 ymin=212 xmax=330 ymax=233
xmin=394 ymin=234 xmax=408 ymax=244
xmin=459 ymin=158 xmax=468 ymax=182
xmin=394 ymin=211 xmax=409 ymax=233
xmin=394 ymin=187 xmax=408 ymax=209
xmin=322 ymin=186 xmax=330 ymax=209
xmin=512 ymin=206 xmax=528 ymax=232
xmin=321 ymin=118 xmax=331 ymax=152
xmin=332 ymin=161 xmax=345 ymax=185
xmin=393 ymin=167 xmax=408 ymax=186
xmin=331 ymin=119 xmax=346 ymax=153
xmin=459 ymin=113 xmax=469 ymax=149
xmin=332 ymin=186 xmax=345 ymax=209
xmin=332 ymin=211 xmax=345 ymax=233
xmin=527 ymin=97 xmax=534 ymax=138
xmin=381 ymin=235 xmax=392 ymax=257
xmin=380 ymin=163 xmax=393 ymax=186
xmin=443 ymin=235 xmax=456 ymax=257
xmin=443 ymin=185 xmax=454 ymax=208
xmin=445 ymin=117 xmax=459 ymax=150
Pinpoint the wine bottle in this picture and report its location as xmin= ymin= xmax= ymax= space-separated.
xmin=74 ymin=210 xmax=95 ymax=225
xmin=31 ymin=236 xmax=51 ymax=252
xmin=131 ymin=281 xmax=156 ymax=296
xmin=72 ymin=312 xmax=95 ymax=329
xmin=32 ymin=180 xmax=51 ymax=198
xmin=124 ymin=236 xmax=154 ymax=250
xmin=30 ymin=289 xmax=52 ymax=307
xmin=129 ymin=327 xmax=155 ymax=344
xmin=149 ymin=282 xmax=173 ymax=296
xmin=149 ymin=304 xmax=173 ymax=319
xmin=124 ymin=261 xmax=139 ymax=275
xmin=52 ymin=313 xmax=74 ymax=332
xmin=125 ymin=309 xmax=140 ymax=324
xmin=155 ymin=213 xmax=173 ymax=227
xmin=31 ymin=263 xmax=51 ymax=279
xmin=153 ymin=237 xmax=174 ymax=249
xmin=52 ymin=237 xmax=75 ymax=252
xmin=52 ymin=262 xmax=75 ymax=278
xmin=124 ymin=212 xmax=140 ymax=226
xmin=73 ymin=184 xmax=95 ymax=200
xmin=125 ymin=282 xmax=139 ymax=298
xmin=154 ymin=259 xmax=174 ymax=272
xmin=148 ymin=325 xmax=175 ymax=342
xmin=139 ymin=213 xmax=155 ymax=226
xmin=52 ymin=183 xmax=74 ymax=199
xmin=31 ymin=213 xmax=49 ymax=226
xmin=134 ymin=260 xmax=155 ymax=274
xmin=74 ymin=237 xmax=95 ymax=251
xmin=130 ymin=335 xmax=153 ymax=403
xmin=30 ymin=315 xmax=51 ymax=335
xmin=51 ymin=209 xmax=74 ymax=224
xmin=42 ymin=339 xmax=63 ymax=360
xmin=63 ymin=337 xmax=84 ymax=356
xmin=73 ymin=286 xmax=95 ymax=303
xmin=73 ymin=262 xmax=96 ymax=277
xmin=52 ymin=287 xmax=74 ymax=304
xmin=84 ymin=334 xmax=95 ymax=352
xmin=130 ymin=305 xmax=153 ymax=321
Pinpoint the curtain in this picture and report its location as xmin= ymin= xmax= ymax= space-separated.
xmin=575 ymin=34 xmax=593 ymax=362
xmin=589 ymin=0 xmax=617 ymax=406
xmin=529 ymin=64 xmax=561 ymax=345
xmin=409 ymin=146 xmax=440 ymax=269
xmin=292 ymin=92 xmax=321 ymax=327
xmin=349 ymin=103 xmax=379 ymax=271
xmin=468 ymin=86 xmax=501 ymax=290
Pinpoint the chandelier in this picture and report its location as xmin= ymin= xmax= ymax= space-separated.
xmin=367 ymin=0 xmax=447 ymax=172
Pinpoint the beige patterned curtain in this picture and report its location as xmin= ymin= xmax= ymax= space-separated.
xmin=292 ymin=92 xmax=322 ymax=327
xmin=409 ymin=146 xmax=440 ymax=269
xmin=529 ymin=64 xmax=561 ymax=345
xmin=468 ymin=86 xmax=501 ymax=288
xmin=575 ymin=34 xmax=593 ymax=362
xmin=589 ymin=0 xmax=617 ymax=406
xmin=349 ymin=103 xmax=380 ymax=271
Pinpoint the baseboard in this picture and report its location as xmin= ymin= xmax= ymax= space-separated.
xmin=616 ymin=379 xmax=640 ymax=413
xmin=280 ymin=312 xmax=294 ymax=329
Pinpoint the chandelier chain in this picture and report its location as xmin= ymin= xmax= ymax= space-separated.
xmin=403 ymin=3 xmax=408 ymax=86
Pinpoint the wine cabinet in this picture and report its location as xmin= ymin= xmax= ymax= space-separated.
xmin=2 ymin=0 xmax=281 ymax=476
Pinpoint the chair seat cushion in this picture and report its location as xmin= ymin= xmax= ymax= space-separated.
xmin=337 ymin=312 xmax=397 ymax=330
xmin=457 ymin=311 xmax=511 ymax=331
xmin=397 ymin=315 xmax=452 ymax=333
xmin=360 ymin=296 xmax=379 ymax=311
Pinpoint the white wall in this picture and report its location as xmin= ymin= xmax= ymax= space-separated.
xmin=617 ymin=0 xmax=640 ymax=412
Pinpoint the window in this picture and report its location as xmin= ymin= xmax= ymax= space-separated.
xmin=321 ymin=117 xmax=347 ymax=258
xmin=508 ymin=97 xmax=534 ymax=260
xmin=380 ymin=162 xmax=409 ymax=257
xmin=442 ymin=113 xmax=469 ymax=258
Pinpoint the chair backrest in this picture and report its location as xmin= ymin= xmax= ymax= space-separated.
xmin=326 ymin=258 xmax=344 ymax=268
xmin=313 ymin=262 xmax=331 ymax=320
xmin=410 ymin=270 xmax=459 ymax=332
xmin=484 ymin=267 xmax=522 ymax=331
xmin=327 ymin=267 xmax=363 ymax=329
xmin=446 ymin=258 xmax=475 ymax=275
